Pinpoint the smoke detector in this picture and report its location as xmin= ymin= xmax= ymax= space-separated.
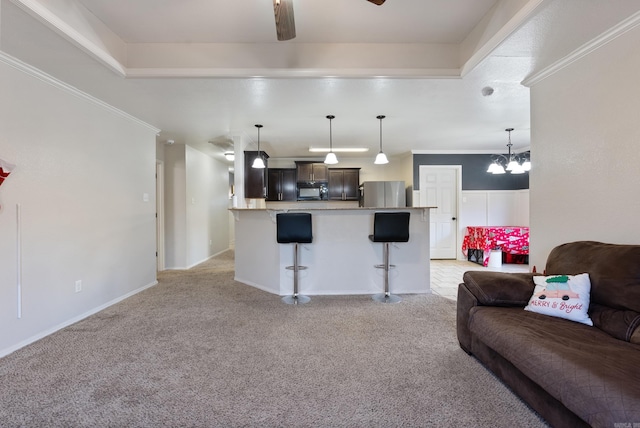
xmin=481 ymin=86 xmax=494 ymax=97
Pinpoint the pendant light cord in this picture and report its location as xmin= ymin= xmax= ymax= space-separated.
xmin=377 ymin=115 xmax=385 ymax=152
xmin=327 ymin=115 xmax=335 ymax=152
xmin=506 ymin=127 xmax=513 ymax=161
xmin=256 ymin=125 xmax=262 ymax=152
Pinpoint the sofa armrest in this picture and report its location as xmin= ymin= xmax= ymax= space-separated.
xmin=462 ymin=271 xmax=537 ymax=307
xmin=457 ymin=282 xmax=477 ymax=354
xmin=457 ymin=272 xmax=537 ymax=354
xmin=589 ymin=303 xmax=640 ymax=343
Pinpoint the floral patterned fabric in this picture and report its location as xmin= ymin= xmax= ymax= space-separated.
xmin=462 ymin=226 xmax=530 ymax=266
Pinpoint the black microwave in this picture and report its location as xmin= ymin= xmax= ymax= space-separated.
xmin=298 ymin=183 xmax=328 ymax=200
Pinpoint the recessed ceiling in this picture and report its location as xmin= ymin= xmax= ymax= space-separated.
xmin=4 ymin=0 xmax=640 ymax=162
xmin=77 ymin=0 xmax=498 ymax=44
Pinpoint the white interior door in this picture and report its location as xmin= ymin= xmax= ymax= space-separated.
xmin=420 ymin=166 xmax=459 ymax=259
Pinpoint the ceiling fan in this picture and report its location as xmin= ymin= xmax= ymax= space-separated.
xmin=273 ymin=0 xmax=386 ymax=41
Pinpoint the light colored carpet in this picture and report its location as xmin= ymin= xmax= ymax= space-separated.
xmin=0 ymin=250 xmax=548 ymax=427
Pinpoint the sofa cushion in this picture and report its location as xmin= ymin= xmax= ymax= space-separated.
xmin=524 ymin=274 xmax=593 ymax=326
xmin=469 ymin=306 xmax=640 ymax=426
xmin=545 ymin=241 xmax=640 ymax=312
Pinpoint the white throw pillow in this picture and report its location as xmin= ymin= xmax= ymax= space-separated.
xmin=524 ymin=273 xmax=593 ymax=326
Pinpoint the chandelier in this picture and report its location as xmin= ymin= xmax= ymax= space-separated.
xmin=487 ymin=128 xmax=531 ymax=174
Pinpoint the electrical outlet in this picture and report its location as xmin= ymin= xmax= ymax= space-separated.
xmin=75 ymin=280 xmax=82 ymax=293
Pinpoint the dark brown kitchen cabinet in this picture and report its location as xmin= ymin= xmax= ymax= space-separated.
xmin=296 ymin=162 xmax=328 ymax=182
xmin=244 ymin=151 xmax=269 ymax=198
xmin=328 ymin=168 xmax=360 ymax=201
xmin=267 ymin=169 xmax=297 ymax=201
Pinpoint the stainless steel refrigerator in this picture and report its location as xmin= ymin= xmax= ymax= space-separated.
xmin=360 ymin=181 xmax=406 ymax=207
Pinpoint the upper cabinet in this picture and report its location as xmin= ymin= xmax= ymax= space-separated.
xmin=267 ymin=169 xmax=297 ymax=201
xmin=244 ymin=151 xmax=269 ymax=198
xmin=328 ymin=168 xmax=360 ymax=201
xmin=296 ymin=162 xmax=328 ymax=182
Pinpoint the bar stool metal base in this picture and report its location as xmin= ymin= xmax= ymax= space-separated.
xmin=372 ymin=292 xmax=402 ymax=304
xmin=282 ymin=294 xmax=311 ymax=305
xmin=372 ymin=242 xmax=402 ymax=303
xmin=281 ymin=243 xmax=311 ymax=305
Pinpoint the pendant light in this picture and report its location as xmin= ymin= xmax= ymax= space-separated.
xmin=374 ymin=115 xmax=389 ymax=164
xmin=324 ymin=115 xmax=338 ymax=164
xmin=251 ymin=124 xmax=266 ymax=169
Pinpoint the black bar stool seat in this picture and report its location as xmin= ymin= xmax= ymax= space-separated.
xmin=369 ymin=212 xmax=410 ymax=303
xmin=277 ymin=212 xmax=312 ymax=304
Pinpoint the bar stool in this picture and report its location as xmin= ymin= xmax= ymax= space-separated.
xmin=276 ymin=212 xmax=312 ymax=305
xmin=369 ymin=212 xmax=410 ymax=303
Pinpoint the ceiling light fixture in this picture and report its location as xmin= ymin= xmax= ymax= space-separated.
xmin=487 ymin=128 xmax=530 ymax=175
xmin=224 ymin=151 xmax=235 ymax=161
xmin=252 ymin=124 xmax=266 ymax=169
xmin=374 ymin=115 xmax=389 ymax=165
xmin=324 ymin=115 xmax=338 ymax=165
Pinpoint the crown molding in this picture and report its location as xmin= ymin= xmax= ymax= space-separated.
xmin=0 ymin=51 xmax=160 ymax=134
xmin=460 ymin=0 xmax=546 ymax=78
xmin=124 ymin=67 xmax=462 ymax=79
xmin=412 ymin=149 xmax=497 ymax=155
xmin=522 ymin=9 xmax=640 ymax=87
xmin=411 ymin=147 xmax=530 ymax=155
xmin=10 ymin=0 xmax=127 ymax=77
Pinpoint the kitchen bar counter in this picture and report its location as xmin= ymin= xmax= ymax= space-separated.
xmin=230 ymin=207 xmax=434 ymax=296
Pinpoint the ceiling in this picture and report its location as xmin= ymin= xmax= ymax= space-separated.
xmin=78 ymin=0 xmax=498 ymax=44
xmin=4 ymin=0 xmax=640 ymax=163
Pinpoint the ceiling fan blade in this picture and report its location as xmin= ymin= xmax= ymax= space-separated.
xmin=367 ymin=0 xmax=386 ymax=5
xmin=273 ymin=0 xmax=296 ymax=41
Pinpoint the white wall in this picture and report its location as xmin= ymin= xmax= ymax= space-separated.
xmin=460 ymin=190 xmax=529 ymax=227
xmin=0 ymin=54 xmax=158 ymax=356
xmin=186 ymin=145 xmax=230 ymax=266
xmin=163 ymin=143 xmax=231 ymax=269
xmin=528 ymin=24 xmax=640 ymax=268
xmin=164 ymin=144 xmax=187 ymax=268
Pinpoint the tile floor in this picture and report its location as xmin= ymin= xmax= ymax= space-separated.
xmin=430 ymin=259 xmax=530 ymax=301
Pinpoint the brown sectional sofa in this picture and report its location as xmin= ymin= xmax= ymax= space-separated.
xmin=457 ymin=241 xmax=640 ymax=427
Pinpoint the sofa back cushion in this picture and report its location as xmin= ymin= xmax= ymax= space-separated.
xmin=545 ymin=241 xmax=640 ymax=312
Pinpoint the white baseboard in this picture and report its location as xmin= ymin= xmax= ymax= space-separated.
xmin=165 ymin=247 xmax=233 ymax=271
xmin=0 ymin=280 xmax=158 ymax=359
xmin=234 ymin=276 xmax=278 ymax=295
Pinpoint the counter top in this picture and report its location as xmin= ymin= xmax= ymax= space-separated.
xmin=229 ymin=206 xmax=436 ymax=211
